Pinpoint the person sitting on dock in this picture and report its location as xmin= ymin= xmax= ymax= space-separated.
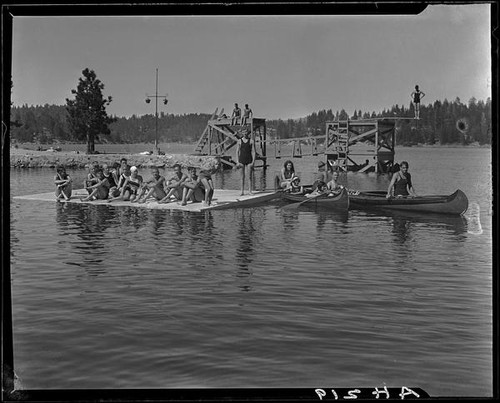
xmin=242 ymin=103 xmax=253 ymax=125
xmin=54 ymin=165 xmax=72 ymax=201
xmin=276 ymin=159 xmax=297 ymax=190
xmin=236 ymin=129 xmax=256 ymax=196
xmin=179 ymin=167 xmax=205 ymax=206
xmin=386 ymin=161 xmax=417 ymax=198
xmin=231 ymin=103 xmax=241 ymax=125
xmin=83 ymin=163 xmax=100 ymax=195
xmin=103 ymin=163 xmax=120 ymax=198
xmin=198 ymin=168 xmax=215 ymax=206
xmin=411 ymin=85 xmax=425 ymax=119
xmin=108 ymin=166 xmax=143 ymax=203
xmin=326 ymin=170 xmax=344 ymax=196
xmin=80 ymin=169 xmax=110 ymax=201
xmin=159 ymin=163 xmax=187 ymax=203
xmin=138 ymin=167 xmax=167 ymax=203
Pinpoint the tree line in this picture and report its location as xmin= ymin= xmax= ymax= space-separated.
xmin=10 ymin=69 xmax=491 ymax=149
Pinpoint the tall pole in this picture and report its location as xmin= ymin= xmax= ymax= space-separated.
xmin=155 ymin=68 xmax=158 ymax=154
xmin=145 ymin=68 xmax=168 ymax=155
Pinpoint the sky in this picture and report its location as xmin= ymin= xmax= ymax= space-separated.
xmin=10 ymin=4 xmax=492 ymax=120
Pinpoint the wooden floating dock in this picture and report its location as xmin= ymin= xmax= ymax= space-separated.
xmin=14 ymin=189 xmax=281 ymax=212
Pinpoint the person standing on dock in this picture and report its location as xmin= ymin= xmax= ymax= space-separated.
xmin=411 ymin=85 xmax=425 ymax=119
xmin=242 ymin=104 xmax=253 ymax=125
xmin=236 ymin=129 xmax=256 ymax=196
xmin=231 ymin=103 xmax=241 ymax=125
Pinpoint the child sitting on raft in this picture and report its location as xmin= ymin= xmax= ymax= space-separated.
xmin=138 ymin=167 xmax=167 ymax=203
xmin=80 ymin=169 xmax=110 ymax=201
xmin=54 ymin=165 xmax=72 ymax=201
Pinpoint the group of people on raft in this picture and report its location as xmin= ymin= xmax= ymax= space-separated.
xmin=275 ymin=159 xmax=417 ymax=198
xmin=55 ymin=154 xmax=416 ymax=204
xmin=54 ymin=157 xmax=215 ymax=206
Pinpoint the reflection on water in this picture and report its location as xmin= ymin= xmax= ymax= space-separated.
xmin=9 ymin=147 xmax=493 ymax=394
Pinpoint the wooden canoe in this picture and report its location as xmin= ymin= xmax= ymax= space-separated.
xmin=281 ymin=187 xmax=349 ymax=211
xmin=349 ymin=189 xmax=469 ymax=215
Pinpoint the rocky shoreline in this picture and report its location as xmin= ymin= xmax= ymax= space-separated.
xmin=10 ymin=148 xmax=221 ymax=170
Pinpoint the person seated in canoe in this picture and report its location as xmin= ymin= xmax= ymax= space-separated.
xmin=54 ymin=165 xmax=72 ymax=201
xmin=179 ymin=166 xmax=205 ymax=206
xmin=275 ymin=159 xmax=297 ymax=190
xmin=108 ymin=165 xmax=143 ymax=203
xmin=198 ymin=168 xmax=215 ymax=206
xmin=80 ymin=169 xmax=111 ymax=201
xmin=311 ymin=160 xmax=331 ymax=192
xmin=83 ymin=162 xmax=100 ymax=195
xmin=326 ymin=170 xmax=344 ymax=197
xmin=159 ymin=164 xmax=187 ymax=203
xmin=306 ymin=180 xmax=327 ymax=198
xmin=386 ymin=161 xmax=417 ymax=198
xmin=289 ymin=176 xmax=304 ymax=195
xmin=138 ymin=167 xmax=167 ymax=203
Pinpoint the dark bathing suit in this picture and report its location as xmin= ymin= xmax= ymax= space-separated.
xmin=125 ymin=177 xmax=141 ymax=195
xmin=239 ymin=139 xmax=253 ymax=165
xmin=104 ymin=173 xmax=117 ymax=188
xmin=413 ymin=91 xmax=421 ymax=103
xmin=394 ymin=172 xmax=412 ymax=196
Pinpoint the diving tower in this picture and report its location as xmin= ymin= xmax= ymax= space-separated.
xmin=194 ymin=108 xmax=267 ymax=169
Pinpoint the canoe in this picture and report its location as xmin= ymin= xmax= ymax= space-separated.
xmin=281 ymin=187 xmax=349 ymax=211
xmin=349 ymin=189 xmax=468 ymax=215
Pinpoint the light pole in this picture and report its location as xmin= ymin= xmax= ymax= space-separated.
xmin=145 ymin=68 xmax=168 ymax=154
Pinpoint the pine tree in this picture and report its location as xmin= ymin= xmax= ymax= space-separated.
xmin=66 ymin=68 xmax=115 ymax=154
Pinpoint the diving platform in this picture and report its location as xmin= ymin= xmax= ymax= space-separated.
xmin=194 ymin=108 xmax=268 ymax=170
xmin=14 ymin=189 xmax=280 ymax=212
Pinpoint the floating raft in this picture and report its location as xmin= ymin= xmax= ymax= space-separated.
xmin=14 ymin=189 xmax=281 ymax=212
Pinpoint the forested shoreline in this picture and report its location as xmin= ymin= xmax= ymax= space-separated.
xmin=10 ymin=97 xmax=491 ymax=147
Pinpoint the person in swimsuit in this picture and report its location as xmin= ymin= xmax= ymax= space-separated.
xmin=275 ymin=160 xmax=297 ymax=190
xmin=179 ymin=167 xmax=204 ymax=206
xmin=311 ymin=160 xmax=332 ymax=192
xmin=326 ymin=170 xmax=344 ymax=196
xmin=83 ymin=163 xmax=100 ymax=195
xmin=102 ymin=163 xmax=119 ymax=198
xmin=198 ymin=168 xmax=215 ymax=206
xmin=159 ymin=164 xmax=187 ymax=203
xmin=138 ymin=167 xmax=167 ymax=203
xmin=108 ymin=165 xmax=143 ymax=202
xmin=236 ymin=130 xmax=256 ymax=196
xmin=242 ymin=103 xmax=253 ymax=125
xmin=80 ymin=169 xmax=110 ymax=201
xmin=54 ymin=165 xmax=72 ymax=201
xmin=411 ymin=85 xmax=425 ymax=119
xmin=289 ymin=176 xmax=304 ymax=195
xmin=386 ymin=161 xmax=417 ymax=198
xmin=231 ymin=103 xmax=241 ymax=125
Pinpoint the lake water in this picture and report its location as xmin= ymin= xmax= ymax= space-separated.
xmin=9 ymin=147 xmax=493 ymax=397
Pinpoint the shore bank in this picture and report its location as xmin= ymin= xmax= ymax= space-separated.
xmin=9 ymin=148 xmax=220 ymax=170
